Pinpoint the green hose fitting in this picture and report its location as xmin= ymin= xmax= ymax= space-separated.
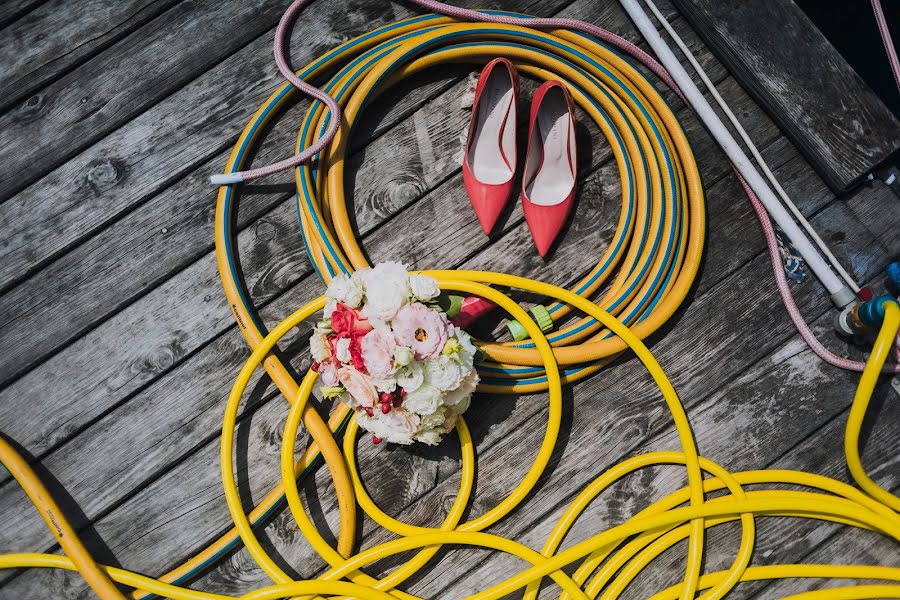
xmin=507 ymin=306 xmax=554 ymax=341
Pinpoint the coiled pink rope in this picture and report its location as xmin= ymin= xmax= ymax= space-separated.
xmin=872 ymin=0 xmax=900 ymax=94
xmin=215 ymin=0 xmax=899 ymax=370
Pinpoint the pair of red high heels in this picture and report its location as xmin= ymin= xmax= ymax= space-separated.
xmin=462 ymin=58 xmax=578 ymax=257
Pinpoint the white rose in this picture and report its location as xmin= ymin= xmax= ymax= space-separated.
xmin=396 ymin=360 xmax=424 ymax=393
xmin=360 ymin=262 xmax=411 ymax=321
xmin=414 ymin=429 xmax=443 ymax=446
xmin=444 ymin=370 xmax=478 ymax=409
xmin=403 ymin=384 xmax=441 ymax=415
xmin=409 ymin=273 xmax=440 ymax=301
xmin=357 ymin=409 xmax=420 ymax=445
xmin=326 ymin=273 xmax=364 ymax=308
xmin=393 ymin=345 xmax=414 ymax=367
xmin=324 ymin=297 xmax=337 ymax=317
xmin=368 ymin=374 xmax=397 ymax=394
xmin=418 ymin=407 xmax=447 ymax=431
xmin=424 ymin=355 xmax=463 ymax=391
xmin=334 ymin=337 xmax=351 ymax=364
xmin=362 ymin=283 xmax=409 ymax=321
xmin=309 ymin=332 xmax=331 ymax=362
xmin=455 ymin=330 xmax=478 ymax=372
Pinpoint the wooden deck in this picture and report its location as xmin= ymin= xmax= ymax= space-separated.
xmin=1 ymin=0 xmax=899 ymax=598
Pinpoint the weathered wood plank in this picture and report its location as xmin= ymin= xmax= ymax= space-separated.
xmin=0 ymin=0 xmax=401 ymax=202
xmin=0 ymin=0 xmax=45 ymax=29
xmin=3 ymin=145 xmax=893 ymax=595
xmin=0 ymin=4 xmax=726 ymax=446
xmin=669 ymin=0 xmax=900 ymax=192
xmin=0 ymin=0 xmax=183 ymax=113
xmin=4 ymin=0 xmax=900 ymax=596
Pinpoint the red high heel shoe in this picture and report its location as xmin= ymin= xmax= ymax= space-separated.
xmin=462 ymin=58 xmax=519 ymax=235
xmin=521 ymin=81 xmax=578 ymax=257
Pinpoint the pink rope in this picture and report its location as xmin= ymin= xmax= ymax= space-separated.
xmin=211 ymin=0 xmax=343 ymax=184
xmin=738 ymin=168 xmax=900 ymax=372
xmin=872 ymin=0 xmax=900 ymax=94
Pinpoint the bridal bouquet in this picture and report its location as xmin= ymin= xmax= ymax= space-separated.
xmin=309 ymin=262 xmax=479 ymax=445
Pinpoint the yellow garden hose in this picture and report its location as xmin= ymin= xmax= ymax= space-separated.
xmin=1 ymin=9 xmax=899 ymax=600
xmin=845 ymin=301 xmax=900 ymax=512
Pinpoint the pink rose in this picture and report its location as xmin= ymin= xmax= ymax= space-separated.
xmin=338 ymin=366 xmax=377 ymax=408
xmin=360 ymin=329 xmax=396 ymax=377
xmin=318 ymin=360 xmax=340 ymax=387
xmin=331 ymin=303 xmax=372 ymax=338
xmin=392 ymin=302 xmax=449 ymax=359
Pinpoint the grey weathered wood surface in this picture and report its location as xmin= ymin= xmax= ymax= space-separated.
xmin=670 ymin=0 xmax=900 ymax=193
xmin=1 ymin=0 xmax=899 ymax=597
xmin=0 ymin=0 xmax=183 ymax=112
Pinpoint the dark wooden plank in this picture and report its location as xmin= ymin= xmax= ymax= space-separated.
xmin=669 ymin=0 xmax=900 ymax=192
xmin=0 ymin=0 xmax=183 ymax=113
xmin=4 ymin=0 xmax=899 ymax=595
xmin=0 ymin=0 xmax=45 ymax=29
xmin=4 ymin=130 xmax=892 ymax=592
xmin=0 ymin=0 xmax=396 ymax=202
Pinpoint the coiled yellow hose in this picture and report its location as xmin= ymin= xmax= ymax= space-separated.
xmin=1 ymin=11 xmax=899 ymax=600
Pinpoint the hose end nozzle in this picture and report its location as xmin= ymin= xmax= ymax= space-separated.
xmin=210 ymin=172 xmax=244 ymax=186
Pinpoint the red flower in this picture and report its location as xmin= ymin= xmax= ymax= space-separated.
xmin=348 ymin=330 xmax=367 ymax=373
xmin=331 ymin=302 xmax=372 ymax=338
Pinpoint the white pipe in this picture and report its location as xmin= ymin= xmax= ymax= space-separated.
xmin=642 ymin=0 xmax=861 ymax=295
xmin=619 ymin=0 xmax=857 ymax=308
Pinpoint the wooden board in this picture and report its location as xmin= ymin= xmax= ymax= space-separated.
xmin=670 ymin=0 xmax=900 ymax=192
xmin=1 ymin=0 xmax=898 ymax=597
xmin=0 ymin=0 xmax=183 ymax=113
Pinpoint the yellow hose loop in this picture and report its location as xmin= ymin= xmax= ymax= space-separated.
xmin=845 ymin=300 xmax=900 ymax=511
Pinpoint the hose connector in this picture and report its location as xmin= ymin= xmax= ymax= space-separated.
xmin=858 ymin=295 xmax=898 ymax=327
xmin=210 ymin=172 xmax=244 ymax=185
xmin=507 ymin=306 xmax=554 ymax=341
xmin=835 ymin=295 xmax=899 ymax=335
